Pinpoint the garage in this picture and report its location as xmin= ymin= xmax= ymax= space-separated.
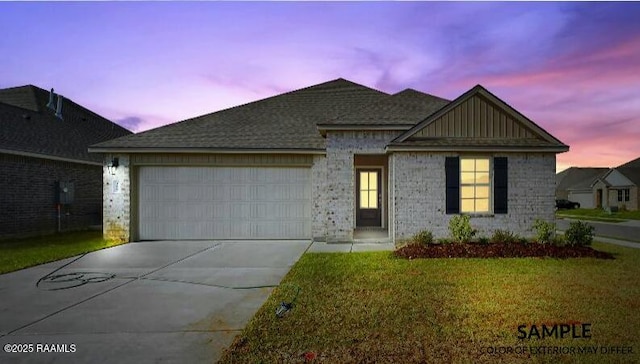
xmin=568 ymin=190 xmax=594 ymax=209
xmin=138 ymin=166 xmax=312 ymax=240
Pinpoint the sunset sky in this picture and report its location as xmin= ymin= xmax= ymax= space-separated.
xmin=1 ymin=2 xmax=639 ymax=172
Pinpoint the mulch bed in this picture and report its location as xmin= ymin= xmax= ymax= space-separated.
xmin=394 ymin=242 xmax=615 ymax=259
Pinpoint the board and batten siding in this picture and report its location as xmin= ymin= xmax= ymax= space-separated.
xmin=414 ymin=95 xmax=536 ymax=139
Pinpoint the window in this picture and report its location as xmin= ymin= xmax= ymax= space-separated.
xmin=359 ymin=171 xmax=378 ymax=209
xmin=625 ymin=189 xmax=630 ymax=202
xmin=618 ymin=190 xmax=623 ymax=202
xmin=617 ymin=189 xmax=630 ymax=202
xmin=460 ymin=157 xmax=491 ymax=213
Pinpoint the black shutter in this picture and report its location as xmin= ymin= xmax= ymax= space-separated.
xmin=494 ymin=157 xmax=508 ymax=214
xmin=445 ymin=157 xmax=460 ymax=214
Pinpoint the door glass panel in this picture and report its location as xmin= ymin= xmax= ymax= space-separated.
xmin=369 ymin=191 xmax=377 ymax=208
xmin=360 ymin=172 xmax=368 ymax=190
xmin=369 ymin=173 xmax=377 ymax=190
xmin=359 ymin=171 xmax=378 ymax=209
xmin=360 ymin=191 xmax=369 ymax=208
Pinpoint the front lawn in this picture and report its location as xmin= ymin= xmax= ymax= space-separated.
xmin=556 ymin=208 xmax=640 ymax=222
xmin=0 ymin=231 xmax=125 ymax=274
xmin=220 ymin=243 xmax=640 ymax=363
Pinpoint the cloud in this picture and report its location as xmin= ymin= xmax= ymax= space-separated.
xmin=115 ymin=116 xmax=144 ymax=132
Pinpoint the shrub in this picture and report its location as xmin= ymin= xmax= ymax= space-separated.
xmin=448 ymin=215 xmax=476 ymax=243
xmin=490 ymin=229 xmax=517 ymax=244
xmin=412 ymin=230 xmax=433 ymax=245
xmin=436 ymin=238 xmax=452 ymax=245
xmin=565 ymin=221 xmax=595 ymax=246
xmin=532 ymin=219 xmax=556 ymax=244
xmin=552 ymin=234 xmax=567 ymax=247
xmin=478 ymin=236 xmax=490 ymax=245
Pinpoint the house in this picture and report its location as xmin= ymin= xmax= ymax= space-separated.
xmin=592 ymin=157 xmax=640 ymax=211
xmin=555 ymin=167 xmax=608 ymax=208
xmin=89 ymin=79 xmax=568 ymax=243
xmin=0 ymin=85 xmax=131 ymax=239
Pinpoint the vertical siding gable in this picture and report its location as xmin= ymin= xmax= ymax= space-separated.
xmin=413 ymin=95 xmax=538 ymax=140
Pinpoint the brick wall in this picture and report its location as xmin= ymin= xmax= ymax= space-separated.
xmin=311 ymin=154 xmax=327 ymax=240
xmin=392 ymin=152 xmax=557 ymax=241
xmin=325 ymin=130 xmax=399 ymax=242
xmin=0 ymin=153 xmax=102 ymax=239
xmin=102 ymin=154 xmax=130 ymax=242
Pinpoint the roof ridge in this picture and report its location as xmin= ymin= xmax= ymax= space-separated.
xmin=130 ymin=78 xmax=389 ymax=134
xmin=392 ymin=88 xmax=451 ymax=102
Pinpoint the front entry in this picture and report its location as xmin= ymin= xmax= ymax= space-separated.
xmin=356 ymin=169 xmax=382 ymax=227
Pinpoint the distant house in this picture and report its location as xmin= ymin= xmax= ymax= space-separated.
xmin=555 ymin=167 xmax=608 ymax=208
xmin=91 ymin=78 xmax=568 ymax=243
xmin=0 ymin=85 xmax=131 ymax=239
xmin=592 ymin=157 xmax=640 ymax=211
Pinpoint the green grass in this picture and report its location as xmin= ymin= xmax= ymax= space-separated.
xmin=556 ymin=208 xmax=640 ymax=222
xmin=220 ymin=243 xmax=640 ymax=363
xmin=0 ymin=231 xmax=125 ymax=274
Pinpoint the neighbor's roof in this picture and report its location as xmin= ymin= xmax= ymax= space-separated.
xmin=91 ymin=79 xmax=389 ymax=152
xmin=318 ymin=88 xmax=449 ymax=129
xmin=557 ymin=167 xmax=608 ymax=191
xmin=0 ymin=85 xmax=131 ymax=164
xmin=615 ymin=157 xmax=640 ymax=186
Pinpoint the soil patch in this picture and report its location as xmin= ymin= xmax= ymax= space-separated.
xmin=394 ymin=242 xmax=615 ymax=259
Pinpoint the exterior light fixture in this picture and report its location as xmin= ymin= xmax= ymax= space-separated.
xmin=108 ymin=157 xmax=119 ymax=175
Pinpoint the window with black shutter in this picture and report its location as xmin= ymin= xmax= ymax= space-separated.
xmin=494 ymin=157 xmax=508 ymax=214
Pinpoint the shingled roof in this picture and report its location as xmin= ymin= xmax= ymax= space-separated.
xmin=91 ymin=79 xmax=389 ymax=152
xmin=556 ymin=167 xmax=608 ymax=191
xmin=615 ymin=157 xmax=640 ymax=186
xmin=0 ymin=85 xmax=131 ymax=164
xmin=318 ymin=88 xmax=449 ymax=128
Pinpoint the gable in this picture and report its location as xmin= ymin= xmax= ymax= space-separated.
xmin=388 ymin=85 xmax=569 ymax=153
xmin=605 ymin=169 xmax=635 ymax=187
xmin=412 ymin=94 xmax=537 ymax=139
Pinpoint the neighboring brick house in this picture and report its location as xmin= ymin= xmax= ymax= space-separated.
xmin=591 ymin=157 xmax=640 ymax=211
xmin=90 ymin=79 xmax=568 ymax=243
xmin=0 ymin=85 xmax=131 ymax=239
xmin=555 ymin=167 xmax=608 ymax=208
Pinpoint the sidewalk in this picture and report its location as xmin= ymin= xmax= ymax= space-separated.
xmin=557 ymin=230 xmax=640 ymax=249
xmin=308 ymin=241 xmax=395 ymax=253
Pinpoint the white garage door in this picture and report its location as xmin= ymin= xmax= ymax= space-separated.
xmin=568 ymin=192 xmax=594 ymax=209
xmin=138 ymin=166 xmax=312 ymax=240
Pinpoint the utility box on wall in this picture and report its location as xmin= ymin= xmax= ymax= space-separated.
xmin=55 ymin=181 xmax=74 ymax=205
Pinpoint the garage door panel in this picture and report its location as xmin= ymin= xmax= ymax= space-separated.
xmin=139 ymin=166 xmax=312 ymax=240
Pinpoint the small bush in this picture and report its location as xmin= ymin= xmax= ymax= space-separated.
xmin=490 ymin=229 xmax=518 ymax=244
xmin=448 ymin=215 xmax=476 ymax=243
xmin=436 ymin=238 xmax=452 ymax=245
xmin=478 ymin=236 xmax=490 ymax=245
xmin=412 ymin=230 xmax=433 ymax=245
xmin=532 ymin=219 xmax=556 ymax=244
xmin=552 ymin=234 xmax=567 ymax=247
xmin=565 ymin=221 xmax=595 ymax=246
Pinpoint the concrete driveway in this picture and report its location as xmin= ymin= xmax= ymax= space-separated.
xmin=0 ymin=240 xmax=310 ymax=363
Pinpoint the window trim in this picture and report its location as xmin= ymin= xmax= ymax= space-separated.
xmin=459 ymin=156 xmax=493 ymax=214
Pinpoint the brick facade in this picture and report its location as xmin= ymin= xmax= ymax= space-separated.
xmin=102 ymin=154 xmax=131 ymax=242
xmin=392 ymin=152 xmax=557 ymax=240
xmin=324 ymin=131 xmax=399 ymax=242
xmin=0 ymin=153 xmax=102 ymax=239
xmin=102 ymin=147 xmax=557 ymax=243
